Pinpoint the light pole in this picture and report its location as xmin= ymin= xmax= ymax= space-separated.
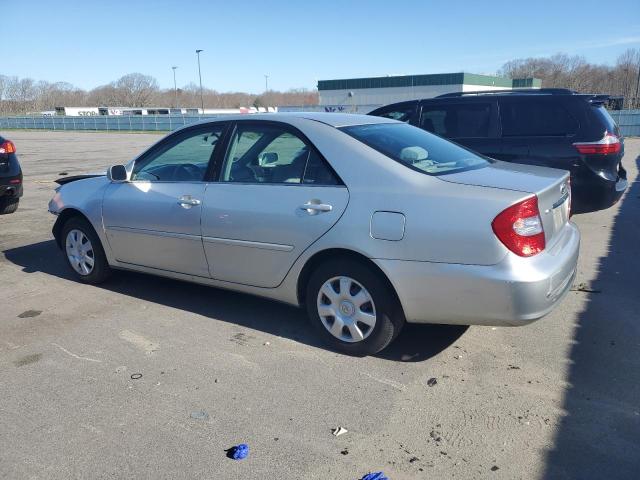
xmin=264 ymin=74 xmax=269 ymax=93
xmin=196 ymin=49 xmax=204 ymax=113
xmin=172 ymin=66 xmax=178 ymax=109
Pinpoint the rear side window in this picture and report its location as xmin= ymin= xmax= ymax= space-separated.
xmin=500 ymin=100 xmax=578 ymax=137
xmin=420 ymin=103 xmax=493 ymax=138
xmin=340 ymin=123 xmax=490 ymax=176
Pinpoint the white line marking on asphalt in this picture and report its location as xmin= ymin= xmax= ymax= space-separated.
xmin=359 ymin=371 xmax=406 ymax=391
xmin=51 ymin=343 xmax=101 ymax=362
xmin=119 ymin=330 xmax=159 ymax=355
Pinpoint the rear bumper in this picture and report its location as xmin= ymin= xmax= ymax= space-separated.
xmin=572 ymin=166 xmax=627 ymax=214
xmin=0 ymin=177 xmax=23 ymax=198
xmin=374 ymin=222 xmax=580 ymax=326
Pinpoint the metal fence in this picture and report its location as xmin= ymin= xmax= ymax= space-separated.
xmin=1 ymin=110 xmax=640 ymax=136
xmin=609 ymin=110 xmax=640 ymax=137
xmin=0 ymin=115 xmax=224 ymax=132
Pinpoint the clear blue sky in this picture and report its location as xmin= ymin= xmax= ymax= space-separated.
xmin=2 ymin=0 xmax=639 ymax=93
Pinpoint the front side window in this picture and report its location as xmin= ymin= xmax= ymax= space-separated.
xmin=221 ymin=124 xmax=339 ymax=185
xmin=340 ymin=123 xmax=490 ymax=175
xmin=132 ymin=126 xmax=224 ymax=181
xmin=420 ymin=103 xmax=492 ymax=138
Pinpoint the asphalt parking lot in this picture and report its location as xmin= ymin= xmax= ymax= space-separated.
xmin=1 ymin=130 xmax=639 ymax=480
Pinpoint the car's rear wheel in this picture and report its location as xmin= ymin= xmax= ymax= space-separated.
xmin=0 ymin=197 xmax=19 ymax=215
xmin=61 ymin=217 xmax=111 ymax=284
xmin=306 ymin=259 xmax=404 ymax=356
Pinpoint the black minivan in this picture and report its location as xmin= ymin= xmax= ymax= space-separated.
xmin=369 ymin=89 xmax=627 ymax=213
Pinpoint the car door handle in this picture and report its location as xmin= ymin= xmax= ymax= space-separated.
xmin=299 ymin=202 xmax=332 ymax=214
xmin=178 ymin=195 xmax=201 ymax=208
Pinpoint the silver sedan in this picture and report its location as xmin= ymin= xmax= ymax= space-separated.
xmin=48 ymin=113 xmax=579 ymax=355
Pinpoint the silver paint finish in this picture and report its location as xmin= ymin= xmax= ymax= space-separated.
xmin=370 ymin=211 xmax=406 ymax=241
xmin=200 ymin=183 xmax=348 ymax=287
xmin=49 ymin=113 xmax=580 ymax=327
xmin=102 ymin=181 xmax=209 ymax=277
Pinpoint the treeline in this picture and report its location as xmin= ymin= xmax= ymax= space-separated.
xmin=500 ymin=48 xmax=640 ymax=107
xmin=0 ymin=73 xmax=319 ymax=115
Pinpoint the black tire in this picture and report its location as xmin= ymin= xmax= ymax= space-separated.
xmin=0 ymin=197 xmax=19 ymax=215
xmin=305 ymin=258 xmax=405 ymax=356
xmin=61 ymin=216 xmax=112 ymax=284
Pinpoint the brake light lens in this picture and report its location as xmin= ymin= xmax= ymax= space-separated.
xmin=573 ymin=132 xmax=621 ymax=155
xmin=0 ymin=140 xmax=16 ymax=154
xmin=492 ymin=196 xmax=545 ymax=257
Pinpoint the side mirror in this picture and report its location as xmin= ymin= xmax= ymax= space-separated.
xmin=107 ymin=165 xmax=128 ymax=182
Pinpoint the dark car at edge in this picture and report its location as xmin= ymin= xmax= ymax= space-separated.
xmin=369 ymin=89 xmax=627 ymax=214
xmin=0 ymin=136 xmax=23 ymax=215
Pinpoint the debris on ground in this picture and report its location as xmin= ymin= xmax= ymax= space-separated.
xmin=130 ymin=373 xmax=142 ymax=380
xmin=332 ymin=426 xmax=348 ymax=437
xmin=58 ymin=172 xmax=68 ymax=175
xmin=427 ymin=377 xmax=438 ymax=387
xmin=491 ymin=465 xmax=500 ymax=471
xmin=508 ymin=365 xmax=520 ymax=370
xmin=18 ymin=310 xmax=42 ymax=318
xmin=190 ymin=411 xmax=209 ymax=420
xmin=263 ymin=341 xmax=270 ymax=346
xmin=341 ymin=449 xmax=349 ymax=455
xmin=360 ymin=472 xmax=388 ymax=480
xmin=227 ymin=443 xmax=249 ymax=460
xmin=409 ymin=456 xmax=419 ymax=463
xmin=570 ymin=282 xmax=601 ymax=293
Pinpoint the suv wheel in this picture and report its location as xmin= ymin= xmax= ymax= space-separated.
xmin=306 ymin=259 xmax=404 ymax=356
xmin=0 ymin=197 xmax=19 ymax=215
xmin=61 ymin=217 xmax=111 ymax=284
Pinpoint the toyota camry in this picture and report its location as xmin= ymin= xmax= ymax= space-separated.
xmin=48 ymin=113 xmax=579 ymax=355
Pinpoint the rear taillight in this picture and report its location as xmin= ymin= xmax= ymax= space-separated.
xmin=0 ymin=140 xmax=16 ymax=154
xmin=492 ymin=196 xmax=545 ymax=257
xmin=573 ymin=132 xmax=621 ymax=155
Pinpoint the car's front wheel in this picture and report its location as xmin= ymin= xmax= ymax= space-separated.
xmin=61 ymin=216 xmax=111 ymax=284
xmin=306 ymin=259 xmax=404 ymax=356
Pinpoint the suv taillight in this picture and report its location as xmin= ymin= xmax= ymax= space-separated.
xmin=0 ymin=140 xmax=16 ymax=154
xmin=492 ymin=196 xmax=545 ymax=257
xmin=573 ymin=132 xmax=621 ymax=155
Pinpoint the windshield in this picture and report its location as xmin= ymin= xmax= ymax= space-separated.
xmin=340 ymin=123 xmax=490 ymax=175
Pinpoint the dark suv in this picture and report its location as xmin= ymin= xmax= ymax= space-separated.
xmin=369 ymin=89 xmax=627 ymax=213
xmin=0 ymin=135 xmax=23 ymax=214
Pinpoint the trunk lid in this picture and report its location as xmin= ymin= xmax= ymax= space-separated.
xmin=438 ymin=161 xmax=571 ymax=246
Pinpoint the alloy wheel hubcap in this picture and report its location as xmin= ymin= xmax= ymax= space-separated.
xmin=65 ymin=229 xmax=95 ymax=275
xmin=316 ymin=276 xmax=377 ymax=343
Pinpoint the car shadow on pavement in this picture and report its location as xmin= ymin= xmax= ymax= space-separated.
xmin=3 ymin=240 xmax=463 ymax=362
xmin=543 ymin=155 xmax=640 ymax=480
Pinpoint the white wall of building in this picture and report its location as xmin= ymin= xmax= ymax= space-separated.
xmin=319 ymin=84 xmax=512 ymax=108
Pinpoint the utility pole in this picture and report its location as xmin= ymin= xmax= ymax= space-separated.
xmin=264 ymin=74 xmax=269 ymax=93
xmin=172 ymin=66 xmax=178 ymax=109
xmin=196 ymin=49 xmax=204 ymax=113
xmin=635 ymin=62 xmax=640 ymax=109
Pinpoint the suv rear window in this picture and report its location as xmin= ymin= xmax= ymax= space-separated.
xmin=500 ymin=100 xmax=578 ymax=137
xmin=592 ymin=105 xmax=619 ymax=136
xmin=340 ymin=123 xmax=490 ymax=175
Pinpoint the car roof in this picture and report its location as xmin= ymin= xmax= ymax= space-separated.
xmin=186 ymin=112 xmax=398 ymax=129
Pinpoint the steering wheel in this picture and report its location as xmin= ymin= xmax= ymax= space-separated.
xmin=174 ymin=163 xmax=202 ymax=181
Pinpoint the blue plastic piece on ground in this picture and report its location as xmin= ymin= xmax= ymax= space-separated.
xmin=361 ymin=473 xmax=388 ymax=480
xmin=231 ymin=444 xmax=249 ymax=460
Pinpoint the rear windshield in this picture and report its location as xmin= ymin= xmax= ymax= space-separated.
xmin=340 ymin=123 xmax=490 ymax=175
xmin=592 ymin=105 xmax=620 ymax=136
